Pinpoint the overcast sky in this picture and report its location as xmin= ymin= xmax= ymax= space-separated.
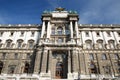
xmin=0 ymin=0 xmax=120 ymax=24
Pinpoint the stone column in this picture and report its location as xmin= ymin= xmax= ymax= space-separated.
xmin=72 ymin=50 xmax=78 ymax=72
xmin=48 ymin=50 xmax=52 ymax=72
xmin=70 ymin=21 xmax=73 ymax=40
xmin=47 ymin=21 xmax=51 ymax=39
xmin=41 ymin=49 xmax=48 ymax=73
xmin=75 ymin=21 xmax=79 ymax=43
xmin=41 ymin=21 xmax=45 ymax=38
xmin=34 ymin=49 xmax=42 ymax=74
xmin=68 ymin=50 xmax=71 ymax=73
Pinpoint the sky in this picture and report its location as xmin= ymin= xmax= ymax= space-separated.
xmin=0 ymin=0 xmax=120 ymax=24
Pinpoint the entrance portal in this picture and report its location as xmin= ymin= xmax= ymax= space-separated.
xmin=52 ymin=51 xmax=68 ymax=79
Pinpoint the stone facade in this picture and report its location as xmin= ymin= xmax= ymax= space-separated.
xmin=0 ymin=8 xmax=120 ymax=80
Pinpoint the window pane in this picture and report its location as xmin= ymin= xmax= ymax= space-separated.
xmin=102 ymin=54 xmax=107 ymax=60
xmin=89 ymin=53 xmax=94 ymax=60
xmin=114 ymin=54 xmax=119 ymax=59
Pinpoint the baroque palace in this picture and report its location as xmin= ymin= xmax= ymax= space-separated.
xmin=0 ymin=8 xmax=120 ymax=80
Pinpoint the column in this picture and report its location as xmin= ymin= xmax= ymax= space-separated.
xmin=72 ymin=50 xmax=78 ymax=72
xmin=75 ymin=21 xmax=79 ymax=39
xmin=48 ymin=50 xmax=52 ymax=72
xmin=47 ymin=21 xmax=51 ymax=38
xmin=70 ymin=21 xmax=73 ymax=40
xmin=41 ymin=21 xmax=45 ymax=38
xmin=68 ymin=50 xmax=71 ymax=73
xmin=41 ymin=49 xmax=48 ymax=73
xmin=34 ymin=49 xmax=42 ymax=74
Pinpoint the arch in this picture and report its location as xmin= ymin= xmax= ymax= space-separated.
xmin=24 ymin=62 xmax=29 ymax=73
xmin=28 ymin=39 xmax=34 ymax=42
xmin=89 ymin=62 xmax=97 ymax=74
xmin=6 ymin=39 xmax=12 ymax=42
xmin=55 ymin=62 xmax=63 ymax=79
xmin=108 ymin=39 xmax=114 ymax=43
xmin=96 ymin=39 xmax=103 ymax=43
xmin=85 ymin=39 xmax=92 ymax=43
xmin=57 ymin=27 xmax=63 ymax=35
xmin=17 ymin=39 xmax=23 ymax=42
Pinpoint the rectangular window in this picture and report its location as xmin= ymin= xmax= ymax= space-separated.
xmin=106 ymin=32 xmax=111 ymax=37
xmin=14 ymin=53 xmax=18 ymax=59
xmin=85 ymin=32 xmax=89 ymax=37
xmin=10 ymin=32 xmax=14 ymax=36
xmin=117 ymin=32 xmax=120 ymax=37
xmin=89 ymin=53 xmax=94 ymax=60
xmin=0 ymin=32 xmax=3 ymax=37
xmin=2 ymin=53 xmax=6 ymax=59
xmin=17 ymin=42 xmax=22 ymax=48
xmin=26 ymin=53 xmax=30 ymax=59
xmin=96 ymin=32 xmax=100 ymax=37
xmin=31 ymin=32 xmax=35 ymax=37
xmin=20 ymin=32 xmax=24 ymax=37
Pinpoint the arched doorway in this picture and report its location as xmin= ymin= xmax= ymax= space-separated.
xmin=52 ymin=51 xmax=68 ymax=79
xmin=24 ymin=62 xmax=29 ymax=73
xmin=55 ymin=62 xmax=63 ymax=79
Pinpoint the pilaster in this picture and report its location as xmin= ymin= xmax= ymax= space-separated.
xmin=41 ymin=21 xmax=45 ymax=38
xmin=68 ymin=50 xmax=71 ymax=73
xmin=47 ymin=21 xmax=51 ymax=39
xmin=48 ymin=50 xmax=52 ymax=73
xmin=72 ymin=50 xmax=79 ymax=72
xmin=41 ymin=49 xmax=48 ymax=73
xmin=75 ymin=21 xmax=79 ymax=43
xmin=34 ymin=49 xmax=42 ymax=74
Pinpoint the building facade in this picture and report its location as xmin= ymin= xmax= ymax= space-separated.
xmin=0 ymin=8 xmax=120 ymax=80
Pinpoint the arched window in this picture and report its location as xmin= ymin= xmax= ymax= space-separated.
xmin=89 ymin=53 xmax=94 ymax=60
xmin=57 ymin=27 xmax=63 ymax=35
xmin=103 ymin=65 xmax=111 ymax=74
xmin=28 ymin=39 xmax=34 ymax=49
xmin=89 ymin=63 xmax=97 ymax=74
xmin=0 ymin=61 xmax=3 ymax=74
xmin=8 ymin=65 xmax=16 ymax=74
xmin=108 ymin=40 xmax=115 ymax=49
xmin=17 ymin=39 xmax=23 ymax=48
xmin=14 ymin=53 xmax=18 ymax=59
xmin=56 ymin=62 xmax=63 ymax=78
xmin=24 ymin=62 xmax=29 ymax=73
xmin=6 ymin=39 xmax=12 ymax=48
xmin=102 ymin=53 xmax=107 ymax=60
xmin=97 ymin=40 xmax=103 ymax=49
xmin=85 ymin=40 xmax=92 ymax=49
xmin=114 ymin=53 xmax=119 ymax=60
